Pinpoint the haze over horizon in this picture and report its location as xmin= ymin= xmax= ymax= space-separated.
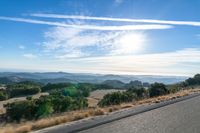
xmin=0 ymin=0 xmax=200 ymax=76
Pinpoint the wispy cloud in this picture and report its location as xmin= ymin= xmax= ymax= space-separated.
xmin=23 ymin=53 xmax=37 ymax=59
xmin=11 ymin=48 xmax=200 ymax=76
xmin=42 ymin=27 xmax=147 ymax=58
xmin=0 ymin=16 xmax=172 ymax=31
xmin=115 ymin=0 xmax=123 ymax=5
xmin=31 ymin=13 xmax=200 ymax=27
xmin=2 ymin=48 xmax=200 ymax=76
xmin=19 ymin=45 xmax=25 ymax=50
xmin=60 ymin=48 xmax=200 ymax=76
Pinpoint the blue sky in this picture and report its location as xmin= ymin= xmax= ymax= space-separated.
xmin=0 ymin=0 xmax=200 ymax=76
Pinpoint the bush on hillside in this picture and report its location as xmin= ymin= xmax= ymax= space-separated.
xmin=5 ymin=93 xmax=88 ymax=122
xmin=0 ymin=90 xmax=8 ymax=101
xmin=98 ymin=91 xmax=136 ymax=107
xmin=127 ymin=87 xmax=148 ymax=99
xmin=149 ymin=82 xmax=168 ymax=97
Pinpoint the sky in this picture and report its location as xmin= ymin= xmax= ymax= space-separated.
xmin=0 ymin=0 xmax=200 ymax=76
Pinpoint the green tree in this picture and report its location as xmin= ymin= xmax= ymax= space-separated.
xmin=0 ymin=91 xmax=8 ymax=101
xmin=149 ymin=82 xmax=168 ymax=97
xmin=35 ymin=96 xmax=54 ymax=118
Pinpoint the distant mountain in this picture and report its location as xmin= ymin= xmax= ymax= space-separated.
xmin=0 ymin=72 xmax=188 ymax=84
xmin=0 ymin=76 xmax=25 ymax=84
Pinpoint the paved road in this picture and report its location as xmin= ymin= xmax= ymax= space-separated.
xmin=80 ymin=95 xmax=200 ymax=133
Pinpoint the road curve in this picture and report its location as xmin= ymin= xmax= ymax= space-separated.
xmin=80 ymin=95 xmax=200 ymax=133
xmin=34 ymin=94 xmax=200 ymax=133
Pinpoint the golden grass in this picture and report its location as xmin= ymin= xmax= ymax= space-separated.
xmin=0 ymin=109 xmax=4 ymax=114
xmin=87 ymin=97 xmax=99 ymax=108
xmin=1 ymin=88 xmax=200 ymax=133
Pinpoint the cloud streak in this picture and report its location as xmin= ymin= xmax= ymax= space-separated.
xmin=31 ymin=13 xmax=200 ymax=26
xmin=61 ymin=48 xmax=200 ymax=76
xmin=13 ymin=48 xmax=200 ymax=76
xmin=23 ymin=53 xmax=37 ymax=59
xmin=0 ymin=16 xmax=172 ymax=31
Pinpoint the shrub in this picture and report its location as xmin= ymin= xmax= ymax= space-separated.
xmin=7 ymin=81 xmax=41 ymax=98
xmin=167 ymin=84 xmax=182 ymax=94
xmin=41 ymin=83 xmax=72 ymax=92
xmin=5 ymin=93 xmax=88 ymax=121
xmin=9 ymin=87 xmax=40 ymax=98
xmin=0 ymin=90 xmax=8 ymax=101
xmin=184 ymin=74 xmax=200 ymax=86
xmin=98 ymin=91 xmax=136 ymax=107
xmin=127 ymin=87 xmax=147 ymax=99
xmin=149 ymin=82 xmax=168 ymax=97
xmin=5 ymin=100 xmax=36 ymax=122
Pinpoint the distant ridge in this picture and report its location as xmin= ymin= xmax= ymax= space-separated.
xmin=0 ymin=72 xmax=188 ymax=84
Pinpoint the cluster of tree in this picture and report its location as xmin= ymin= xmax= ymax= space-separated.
xmin=0 ymin=81 xmax=42 ymax=101
xmin=101 ymin=80 xmax=150 ymax=90
xmin=5 ymin=92 xmax=88 ymax=122
xmin=127 ymin=87 xmax=148 ymax=99
xmin=41 ymin=83 xmax=72 ymax=92
xmin=98 ymin=91 xmax=137 ymax=107
xmin=149 ymin=82 xmax=169 ymax=97
xmin=184 ymin=74 xmax=200 ymax=86
xmin=98 ymin=82 xmax=168 ymax=107
xmin=6 ymin=81 xmax=42 ymax=98
xmin=41 ymin=83 xmax=94 ymax=98
xmin=1 ymin=82 xmax=95 ymax=101
xmin=0 ymin=90 xmax=8 ymax=101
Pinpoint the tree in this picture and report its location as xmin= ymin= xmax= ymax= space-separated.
xmin=149 ymin=83 xmax=168 ymax=97
xmin=98 ymin=91 xmax=136 ymax=107
xmin=0 ymin=91 xmax=8 ymax=101
xmin=184 ymin=74 xmax=200 ymax=86
xmin=35 ymin=96 xmax=54 ymax=118
xmin=127 ymin=87 xmax=147 ymax=99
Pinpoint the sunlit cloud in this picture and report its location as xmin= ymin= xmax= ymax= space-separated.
xmin=43 ymin=27 xmax=147 ymax=58
xmin=4 ymin=48 xmax=199 ymax=76
xmin=1 ymin=47 xmax=200 ymax=76
xmin=59 ymin=48 xmax=200 ymax=76
xmin=1 ymin=14 xmax=199 ymax=76
xmin=109 ymin=32 xmax=146 ymax=55
xmin=31 ymin=13 xmax=200 ymax=27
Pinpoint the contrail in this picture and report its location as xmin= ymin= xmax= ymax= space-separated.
xmin=31 ymin=13 xmax=200 ymax=26
xmin=0 ymin=16 xmax=172 ymax=31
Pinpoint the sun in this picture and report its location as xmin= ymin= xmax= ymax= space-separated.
xmin=113 ymin=32 xmax=146 ymax=55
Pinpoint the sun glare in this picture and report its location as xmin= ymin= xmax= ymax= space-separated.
xmin=115 ymin=32 xmax=146 ymax=55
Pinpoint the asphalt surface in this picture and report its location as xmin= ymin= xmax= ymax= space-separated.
xmin=80 ymin=95 xmax=200 ymax=133
xmin=35 ymin=94 xmax=200 ymax=133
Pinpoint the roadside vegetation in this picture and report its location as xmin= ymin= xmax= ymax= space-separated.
xmin=98 ymin=74 xmax=200 ymax=107
xmin=0 ymin=74 xmax=200 ymax=133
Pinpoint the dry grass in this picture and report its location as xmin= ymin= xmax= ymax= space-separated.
xmin=87 ymin=97 xmax=99 ymax=108
xmin=0 ymin=108 xmax=106 ymax=133
xmin=0 ymin=109 xmax=4 ymax=114
xmin=87 ymin=89 xmax=125 ymax=108
xmin=1 ymin=88 xmax=200 ymax=133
